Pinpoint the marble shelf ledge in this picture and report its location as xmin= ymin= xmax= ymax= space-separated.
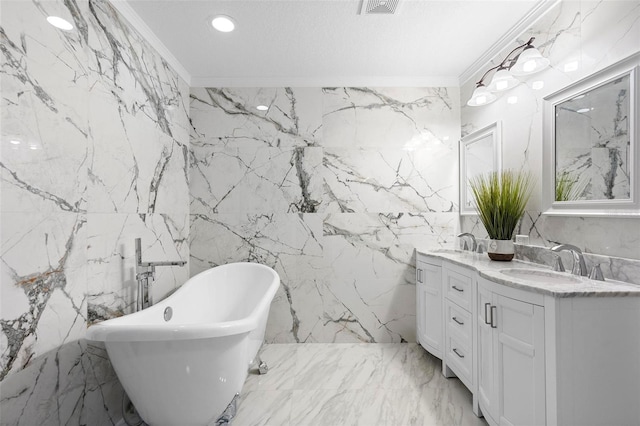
xmin=416 ymin=248 xmax=640 ymax=298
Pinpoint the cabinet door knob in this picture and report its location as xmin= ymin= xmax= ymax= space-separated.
xmin=453 ymin=316 xmax=464 ymax=325
xmin=452 ymin=285 xmax=464 ymax=293
xmin=491 ymin=305 xmax=498 ymax=328
xmin=484 ymin=302 xmax=491 ymax=325
xmin=453 ymin=348 xmax=465 ymax=358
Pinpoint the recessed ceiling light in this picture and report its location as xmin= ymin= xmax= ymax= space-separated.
xmin=211 ymin=15 xmax=235 ymax=32
xmin=256 ymin=105 xmax=268 ymax=111
xmin=9 ymin=140 xmax=21 ymax=145
xmin=47 ymin=16 xmax=73 ymax=31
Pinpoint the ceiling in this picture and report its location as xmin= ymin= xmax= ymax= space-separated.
xmin=125 ymin=0 xmax=553 ymax=87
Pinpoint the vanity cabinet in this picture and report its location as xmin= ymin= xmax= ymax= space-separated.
xmin=415 ymin=249 xmax=640 ymax=425
xmin=442 ymin=262 xmax=475 ymax=391
xmin=415 ymin=253 xmax=442 ymax=358
xmin=477 ymin=276 xmax=545 ymax=426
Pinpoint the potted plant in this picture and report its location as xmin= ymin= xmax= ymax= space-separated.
xmin=469 ymin=169 xmax=534 ymax=261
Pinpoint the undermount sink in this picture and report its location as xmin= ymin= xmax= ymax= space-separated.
xmin=499 ymin=268 xmax=583 ymax=285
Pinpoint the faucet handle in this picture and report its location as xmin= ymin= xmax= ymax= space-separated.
xmin=553 ymin=255 xmax=565 ymax=272
xmin=589 ymin=264 xmax=605 ymax=281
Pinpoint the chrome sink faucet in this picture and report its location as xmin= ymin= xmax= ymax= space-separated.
xmin=457 ymin=233 xmax=477 ymax=252
xmin=551 ymin=244 xmax=587 ymax=276
xmin=135 ymin=238 xmax=187 ymax=311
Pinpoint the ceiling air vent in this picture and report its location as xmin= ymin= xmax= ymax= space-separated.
xmin=360 ymin=0 xmax=400 ymax=15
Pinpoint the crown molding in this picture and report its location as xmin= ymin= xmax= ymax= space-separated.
xmin=190 ymin=75 xmax=460 ymax=88
xmin=108 ymin=0 xmax=192 ymax=85
xmin=458 ymin=0 xmax=561 ymax=86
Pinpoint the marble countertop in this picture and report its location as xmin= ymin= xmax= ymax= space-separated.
xmin=416 ymin=248 xmax=640 ymax=298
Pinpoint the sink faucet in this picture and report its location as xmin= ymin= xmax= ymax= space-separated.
xmin=135 ymin=238 xmax=187 ymax=311
xmin=551 ymin=244 xmax=587 ymax=276
xmin=457 ymin=233 xmax=477 ymax=252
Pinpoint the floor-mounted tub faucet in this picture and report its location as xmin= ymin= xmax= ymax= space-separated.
xmin=135 ymin=238 xmax=187 ymax=311
xmin=551 ymin=244 xmax=587 ymax=276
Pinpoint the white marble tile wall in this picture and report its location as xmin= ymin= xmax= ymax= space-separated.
xmin=190 ymin=86 xmax=461 ymax=344
xmin=460 ymin=0 xmax=640 ymax=261
xmin=0 ymin=0 xmax=189 ymax=424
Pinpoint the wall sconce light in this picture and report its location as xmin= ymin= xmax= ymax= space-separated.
xmin=467 ymin=37 xmax=549 ymax=107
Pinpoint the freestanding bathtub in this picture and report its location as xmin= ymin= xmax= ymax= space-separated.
xmin=86 ymin=262 xmax=280 ymax=426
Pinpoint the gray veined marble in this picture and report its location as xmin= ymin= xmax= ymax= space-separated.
xmin=190 ymin=86 xmax=461 ymax=346
xmin=1 ymin=0 xmax=189 ymax=424
xmin=234 ymin=343 xmax=487 ymax=426
xmin=190 ymin=87 xmax=322 ymax=149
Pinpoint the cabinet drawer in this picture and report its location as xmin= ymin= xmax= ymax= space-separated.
xmin=445 ymin=299 xmax=472 ymax=343
xmin=446 ymin=333 xmax=472 ymax=386
xmin=444 ymin=268 xmax=473 ymax=311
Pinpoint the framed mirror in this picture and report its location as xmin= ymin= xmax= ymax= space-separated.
xmin=543 ymin=53 xmax=640 ymax=216
xmin=459 ymin=122 xmax=501 ymax=215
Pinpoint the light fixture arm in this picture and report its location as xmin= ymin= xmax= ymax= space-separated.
xmin=475 ymin=37 xmax=537 ymax=87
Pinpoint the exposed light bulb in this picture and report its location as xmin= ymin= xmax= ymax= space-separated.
xmin=496 ymin=80 xmax=508 ymax=91
xmin=9 ymin=140 xmax=21 ymax=145
xmin=256 ymin=105 xmax=268 ymax=111
xmin=523 ymin=60 xmax=537 ymax=73
xmin=476 ymin=95 xmax=487 ymax=105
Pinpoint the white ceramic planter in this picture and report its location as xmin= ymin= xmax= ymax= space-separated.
xmin=487 ymin=239 xmax=514 ymax=261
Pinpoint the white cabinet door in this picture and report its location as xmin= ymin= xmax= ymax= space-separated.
xmin=477 ymin=278 xmax=545 ymax=426
xmin=477 ymin=282 xmax=497 ymax=423
xmin=494 ymin=294 xmax=545 ymax=426
xmin=416 ymin=260 xmax=442 ymax=358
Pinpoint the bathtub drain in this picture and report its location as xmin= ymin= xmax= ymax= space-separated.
xmin=163 ymin=306 xmax=173 ymax=321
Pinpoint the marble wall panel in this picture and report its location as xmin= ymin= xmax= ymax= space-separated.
xmin=190 ymin=145 xmax=323 ymax=215
xmin=322 ymin=87 xmax=459 ymax=149
xmin=322 ymin=146 xmax=457 ymax=213
xmin=190 ymin=87 xmax=322 ymax=149
xmin=1 ymin=0 xmax=189 ymax=424
xmin=460 ymin=0 xmax=640 ymax=261
xmin=322 ymin=213 xmax=458 ymax=343
xmin=189 ymin=86 xmax=461 ymax=344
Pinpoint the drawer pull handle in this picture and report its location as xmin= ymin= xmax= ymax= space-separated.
xmin=484 ymin=302 xmax=491 ymax=325
xmin=452 ymin=285 xmax=464 ymax=293
xmin=491 ymin=305 xmax=498 ymax=329
xmin=453 ymin=348 xmax=465 ymax=358
xmin=452 ymin=316 xmax=464 ymax=325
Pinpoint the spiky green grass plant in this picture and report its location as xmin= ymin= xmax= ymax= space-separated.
xmin=470 ymin=170 xmax=534 ymax=240
xmin=555 ymin=171 xmax=584 ymax=201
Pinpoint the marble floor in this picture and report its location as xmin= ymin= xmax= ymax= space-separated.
xmin=233 ymin=343 xmax=488 ymax=426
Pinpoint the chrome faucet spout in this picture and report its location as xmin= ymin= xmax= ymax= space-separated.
xmin=551 ymin=244 xmax=587 ymax=276
xmin=457 ymin=233 xmax=477 ymax=252
xmin=135 ymin=238 xmax=187 ymax=310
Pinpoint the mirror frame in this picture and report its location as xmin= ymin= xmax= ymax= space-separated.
xmin=459 ymin=121 xmax=502 ymax=215
xmin=543 ymin=53 xmax=640 ymax=217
